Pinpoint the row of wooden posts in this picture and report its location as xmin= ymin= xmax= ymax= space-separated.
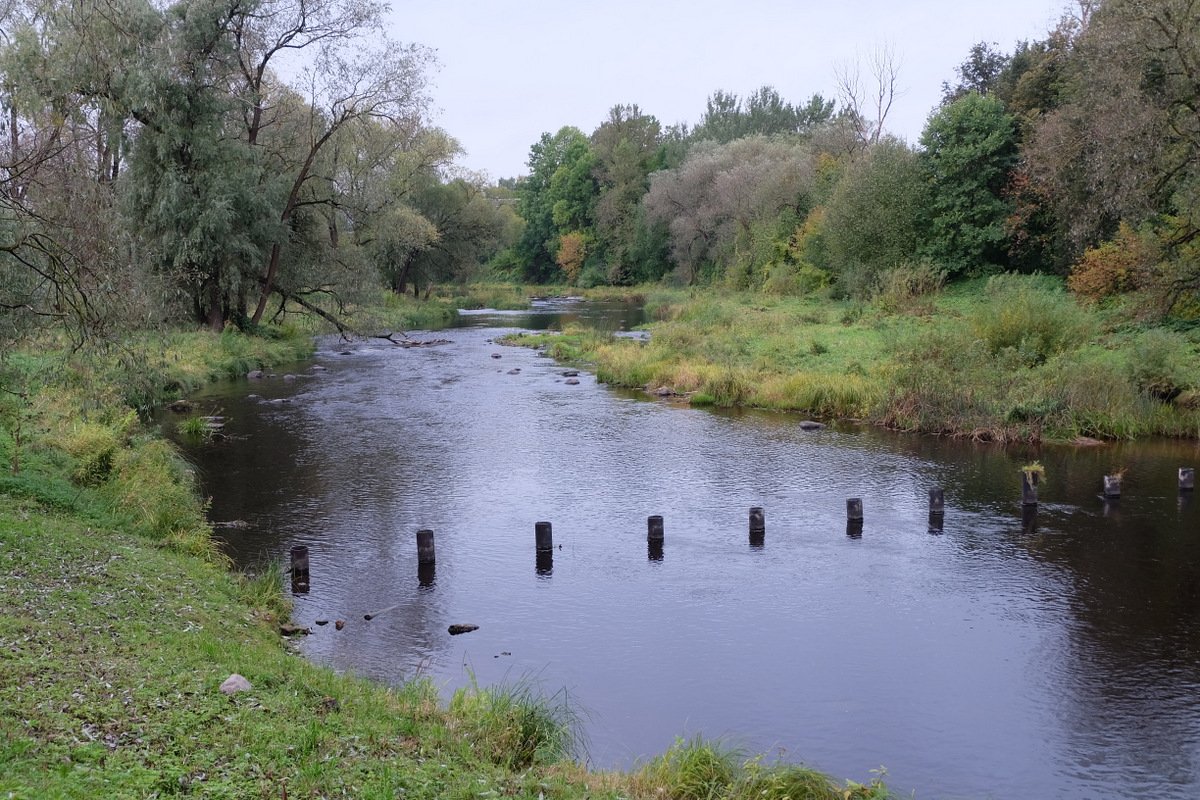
xmin=286 ymin=467 xmax=1198 ymax=585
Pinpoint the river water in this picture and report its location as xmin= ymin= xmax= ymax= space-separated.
xmin=172 ymin=299 xmax=1200 ymax=799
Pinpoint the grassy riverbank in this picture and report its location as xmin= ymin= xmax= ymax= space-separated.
xmin=0 ymin=307 xmax=893 ymax=798
xmin=507 ymin=274 xmax=1200 ymax=443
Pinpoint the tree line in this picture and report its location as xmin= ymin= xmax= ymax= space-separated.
xmin=5 ymin=0 xmax=1198 ymax=349
xmin=0 ymin=0 xmax=519 ymax=346
xmin=501 ymin=0 xmax=1200 ymax=319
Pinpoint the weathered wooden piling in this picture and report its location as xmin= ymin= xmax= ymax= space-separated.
xmin=1181 ymin=467 xmax=1195 ymax=492
xmin=647 ymin=515 xmax=664 ymax=541
xmin=1021 ymin=505 xmax=1038 ymax=534
xmin=418 ymin=561 xmax=436 ymax=587
xmin=846 ymin=498 xmax=863 ymax=521
xmin=290 ymin=546 xmax=310 ymax=592
xmin=749 ymin=506 xmax=765 ymax=535
xmin=929 ymin=488 xmax=945 ymax=515
xmin=1021 ymin=472 xmax=1039 ymax=506
xmin=416 ymin=529 xmax=436 ymax=564
xmin=290 ymin=545 xmax=310 ymax=579
xmin=846 ymin=520 xmax=863 ymax=538
xmin=536 ymin=550 xmax=553 ymax=576
xmin=1102 ymin=475 xmax=1122 ymax=499
xmin=535 ymin=521 xmax=553 ymax=552
xmin=928 ymin=513 xmax=944 ymax=534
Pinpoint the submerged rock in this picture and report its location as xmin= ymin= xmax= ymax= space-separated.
xmin=448 ymin=624 xmax=479 ymax=635
xmin=246 ymin=370 xmax=264 ymax=379
xmin=798 ymin=420 xmax=826 ymax=430
xmin=220 ymin=674 xmax=251 ymax=695
xmin=565 ymin=378 xmax=580 ymax=385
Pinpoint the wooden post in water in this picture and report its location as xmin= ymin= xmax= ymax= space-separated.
xmin=416 ymin=529 xmax=436 ymax=565
xmin=535 ymin=521 xmax=553 ymax=552
xmin=1021 ymin=505 xmax=1038 ymax=534
xmin=749 ymin=506 xmax=765 ymax=548
xmin=846 ymin=498 xmax=864 ymax=521
xmin=290 ymin=545 xmax=310 ymax=592
xmin=1102 ymin=475 xmax=1122 ymax=499
xmin=1180 ymin=468 xmax=1195 ymax=492
xmin=647 ymin=515 xmax=664 ymax=542
xmin=1021 ymin=472 xmax=1039 ymax=506
xmin=929 ymin=488 xmax=945 ymax=515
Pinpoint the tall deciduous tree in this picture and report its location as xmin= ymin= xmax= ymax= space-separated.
xmin=690 ymin=86 xmax=834 ymax=144
xmin=590 ymin=104 xmax=663 ymax=284
xmin=919 ymin=92 xmax=1018 ymax=274
xmin=643 ymin=136 xmax=815 ymax=284
xmin=247 ymin=20 xmax=433 ymax=324
xmin=835 ymin=44 xmax=900 ymax=151
xmin=824 ymin=136 xmax=927 ymax=295
xmin=513 ymin=126 xmax=590 ymax=282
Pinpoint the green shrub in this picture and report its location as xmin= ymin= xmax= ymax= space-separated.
xmin=970 ymin=274 xmax=1093 ymax=365
xmin=1128 ymin=328 xmax=1195 ymax=401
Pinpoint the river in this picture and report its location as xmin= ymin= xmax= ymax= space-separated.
xmin=171 ymin=298 xmax=1200 ymax=799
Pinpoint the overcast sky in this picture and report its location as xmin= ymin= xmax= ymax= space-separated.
xmin=387 ymin=1 xmax=1067 ymax=180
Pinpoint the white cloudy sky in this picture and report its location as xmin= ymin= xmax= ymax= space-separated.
xmin=387 ymin=1 xmax=1067 ymax=180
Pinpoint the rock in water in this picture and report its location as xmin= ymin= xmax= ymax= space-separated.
xmin=220 ymin=674 xmax=251 ymax=695
xmin=448 ymin=624 xmax=479 ymax=635
xmin=798 ymin=420 xmax=825 ymax=430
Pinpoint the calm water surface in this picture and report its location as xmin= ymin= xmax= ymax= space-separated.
xmin=173 ymin=299 xmax=1200 ymax=799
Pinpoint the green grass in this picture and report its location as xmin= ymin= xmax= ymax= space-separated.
xmin=503 ymin=276 xmax=1200 ymax=443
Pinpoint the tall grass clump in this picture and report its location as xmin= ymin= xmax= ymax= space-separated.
xmin=872 ymin=260 xmax=946 ymax=315
xmin=736 ymin=760 xmax=845 ymax=800
xmin=238 ymin=559 xmax=292 ymax=623
xmin=640 ymin=737 xmax=741 ymax=800
xmin=448 ymin=680 xmax=580 ymax=770
xmin=104 ymin=437 xmax=226 ymax=563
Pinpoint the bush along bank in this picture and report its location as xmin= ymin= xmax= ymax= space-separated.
xmin=504 ymin=275 xmax=1200 ymax=443
xmin=0 ymin=324 xmax=895 ymax=799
